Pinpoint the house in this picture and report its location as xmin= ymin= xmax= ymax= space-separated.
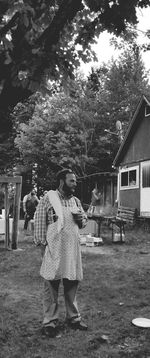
xmin=113 ymin=95 xmax=150 ymax=217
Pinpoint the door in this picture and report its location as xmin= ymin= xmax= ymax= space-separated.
xmin=140 ymin=161 xmax=150 ymax=216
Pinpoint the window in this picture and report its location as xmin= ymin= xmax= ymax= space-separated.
xmin=145 ymin=105 xmax=150 ymax=117
xmin=129 ymin=170 xmax=136 ymax=186
xmin=120 ymin=166 xmax=139 ymax=189
xmin=121 ymin=171 xmax=128 ymax=187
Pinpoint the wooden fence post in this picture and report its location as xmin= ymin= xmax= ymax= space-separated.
xmin=110 ymin=178 xmax=114 ymax=206
xmin=4 ymin=183 xmax=10 ymax=249
xmin=0 ymin=176 xmax=22 ymax=250
xmin=11 ymin=179 xmax=22 ymax=250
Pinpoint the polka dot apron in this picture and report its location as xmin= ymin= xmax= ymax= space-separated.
xmin=40 ymin=205 xmax=83 ymax=281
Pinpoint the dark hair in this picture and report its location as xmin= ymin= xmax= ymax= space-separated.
xmin=56 ymin=168 xmax=75 ymax=185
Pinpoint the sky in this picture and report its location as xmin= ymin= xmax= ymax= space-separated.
xmin=80 ymin=7 xmax=150 ymax=76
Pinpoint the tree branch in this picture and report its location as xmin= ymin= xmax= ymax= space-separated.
xmin=36 ymin=0 xmax=82 ymax=50
xmin=0 ymin=12 xmax=19 ymax=38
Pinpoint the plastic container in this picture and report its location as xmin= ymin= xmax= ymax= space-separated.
xmin=86 ymin=234 xmax=94 ymax=247
xmin=113 ymin=233 xmax=125 ymax=242
xmin=86 ymin=235 xmax=103 ymax=247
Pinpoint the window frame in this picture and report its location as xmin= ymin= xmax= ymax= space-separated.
xmin=145 ymin=105 xmax=150 ymax=117
xmin=120 ymin=165 xmax=139 ymax=190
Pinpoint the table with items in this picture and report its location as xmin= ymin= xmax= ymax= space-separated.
xmin=87 ymin=213 xmax=105 ymax=237
xmin=87 ymin=213 xmax=119 ymax=241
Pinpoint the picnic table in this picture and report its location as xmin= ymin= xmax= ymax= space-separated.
xmin=87 ymin=213 xmax=114 ymax=237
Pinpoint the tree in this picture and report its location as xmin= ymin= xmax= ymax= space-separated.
xmin=14 ymin=80 xmax=102 ymax=184
xmin=0 ymin=92 xmax=41 ymax=173
xmin=14 ymin=40 xmax=150 ymax=189
xmin=87 ymin=41 xmax=150 ymax=162
xmin=0 ymin=0 xmax=150 ymax=111
xmin=1 ymin=0 xmax=150 ymax=175
xmin=102 ymin=46 xmax=150 ymax=134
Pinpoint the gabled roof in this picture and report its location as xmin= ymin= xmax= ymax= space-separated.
xmin=113 ymin=95 xmax=150 ymax=167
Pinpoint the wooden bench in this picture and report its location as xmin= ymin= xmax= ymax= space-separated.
xmin=110 ymin=206 xmax=137 ymax=242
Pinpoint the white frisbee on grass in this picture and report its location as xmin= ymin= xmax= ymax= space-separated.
xmin=132 ymin=317 xmax=150 ymax=328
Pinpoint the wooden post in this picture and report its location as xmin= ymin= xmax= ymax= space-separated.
xmin=0 ymin=176 xmax=22 ymax=250
xmin=102 ymin=180 xmax=106 ymax=206
xmin=4 ymin=184 xmax=10 ymax=249
xmin=110 ymin=178 xmax=114 ymax=206
xmin=11 ymin=179 xmax=22 ymax=250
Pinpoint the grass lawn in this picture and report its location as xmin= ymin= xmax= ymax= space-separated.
xmin=0 ymin=221 xmax=150 ymax=358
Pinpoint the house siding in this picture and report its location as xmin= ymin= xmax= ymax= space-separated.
xmin=114 ymin=96 xmax=150 ymax=216
xmin=119 ymin=188 xmax=140 ymax=211
xmin=121 ymin=115 xmax=150 ymax=165
xmin=119 ymin=162 xmax=140 ymax=211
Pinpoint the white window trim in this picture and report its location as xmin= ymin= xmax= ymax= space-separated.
xmin=120 ymin=165 xmax=139 ymax=190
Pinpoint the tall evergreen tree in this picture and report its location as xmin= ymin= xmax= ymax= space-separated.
xmin=87 ymin=42 xmax=150 ymax=168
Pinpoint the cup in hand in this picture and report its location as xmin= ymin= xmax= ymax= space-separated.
xmin=70 ymin=207 xmax=83 ymax=228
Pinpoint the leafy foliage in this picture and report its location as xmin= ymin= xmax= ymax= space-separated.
xmin=15 ymin=82 xmax=101 ymax=180
xmin=88 ymin=43 xmax=150 ymax=144
xmin=0 ymin=0 xmax=149 ymax=110
xmin=14 ymin=43 xmax=150 ymax=189
xmin=0 ymin=0 xmax=149 ymax=175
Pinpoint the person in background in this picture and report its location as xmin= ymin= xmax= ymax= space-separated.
xmin=34 ymin=168 xmax=88 ymax=338
xmin=43 ymin=190 xmax=48 ymax=196
xmin=86 ymin=185 xmax=102 ymax=236
xmin=39 ymin=191 xmax=48 ymax=200
xmin=91 ymin=185 xmax=102 ymax=214
xmin=23 ymin=189 xmax=39 ymax=231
